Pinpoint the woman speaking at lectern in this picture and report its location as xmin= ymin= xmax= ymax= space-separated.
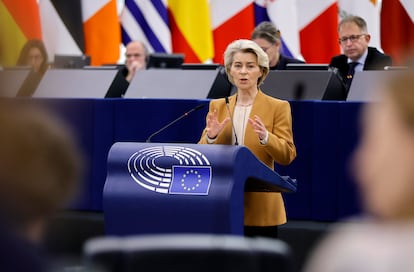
xmin=198 ymin=39 xmax=296 ymax=238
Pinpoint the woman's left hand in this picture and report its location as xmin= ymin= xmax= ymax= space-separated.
xmin=248 ymin=115 xmax=267 ymax=141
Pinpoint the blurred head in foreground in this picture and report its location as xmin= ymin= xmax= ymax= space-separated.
xmin=304 ymin=68 xmax=414 ymax=272
xmin=0 ymin=101 xmax=83 ymax=243
xmin=352 ymin=68 xmax=414 ymax=221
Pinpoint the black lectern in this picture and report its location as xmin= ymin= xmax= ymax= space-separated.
xmin=103 ymin=142 xmax=296 ymax=236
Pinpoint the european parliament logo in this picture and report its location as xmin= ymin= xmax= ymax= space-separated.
xmin=127 ymin=145 xmax=212 ymax=195
xmin=169 ymin=166 xmax=211 ymax=195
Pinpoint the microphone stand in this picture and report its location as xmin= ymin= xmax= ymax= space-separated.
xmin=146 ymin=104 xmax=204 ymax=143
xmin=225 ymin=97 xmax=238 ymax=145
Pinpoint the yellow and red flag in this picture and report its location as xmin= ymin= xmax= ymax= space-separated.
xmin=0 ymin=0 xmax=42 ymax=66
xmin=168 ymin=0 xmax=214 ymax=63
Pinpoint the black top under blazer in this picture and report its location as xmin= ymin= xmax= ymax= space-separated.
xmin=271 ymin=54 xmax=305 ymax=70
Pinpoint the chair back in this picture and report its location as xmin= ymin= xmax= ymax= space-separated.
xmin=83 ymin=234 xmax=293 ymax=272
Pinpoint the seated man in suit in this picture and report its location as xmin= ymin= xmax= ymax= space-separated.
xmin=107 ymin=41 xmax=149 ymax=98
xmin=251 ymin=21 xmax=304 ymax=70
xmin=330 ymin=15 xmax=392 ymax=90
xmin=123 ymin=41 xmax=148 ymax=82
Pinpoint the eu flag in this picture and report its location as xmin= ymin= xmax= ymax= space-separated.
xmin=169 ymin=166 xmax=212 ymax=195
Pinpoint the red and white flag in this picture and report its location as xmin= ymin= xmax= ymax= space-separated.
xmin=298 ymin=0 xmax=340 ymax=63
xmin=209 ymin=0 xmax=255 ymax=64
xmin=381 ymin=0 xmax=414 ymax=65
xmin=264 ymin=0 xmax=302 ymax=60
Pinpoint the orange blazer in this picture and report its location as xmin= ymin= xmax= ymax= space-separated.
xmin=198 ymin=90 xmax=296 ymax=226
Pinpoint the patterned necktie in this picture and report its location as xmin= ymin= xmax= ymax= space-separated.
xmin=346 ymin=62 xmax=359 ymax=89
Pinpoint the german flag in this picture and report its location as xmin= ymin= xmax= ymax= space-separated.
xmin=39 ymin=0 xmax=84 ymax=61
xmin=0 ymin=0 xmax=42 ymax=66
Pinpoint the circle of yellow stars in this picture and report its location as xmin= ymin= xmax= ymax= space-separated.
xmin=181 ymin=169 xmax=202 ymax=191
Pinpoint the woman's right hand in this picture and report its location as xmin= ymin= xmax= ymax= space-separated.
xmin=206 ymin=109 xmax=230 ymax=139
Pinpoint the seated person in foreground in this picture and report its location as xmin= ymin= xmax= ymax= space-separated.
xmin=0 ymin=102 xmax=83 ymax=271
xmin=304 ymin=69 xmax=414 ymax=272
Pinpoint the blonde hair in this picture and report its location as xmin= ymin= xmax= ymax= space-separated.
xmin=338 ymin=15 xmax=368 ymax=33
xmin=223 ymin=39 xmax=270 ymax=86
xmin=251 ymin=21 xmax=281 ymax=44
xmin=386 ymin=69 xmax=414 ymax=129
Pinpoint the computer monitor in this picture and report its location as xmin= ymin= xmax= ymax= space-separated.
xmin=53 ymin=55 xmax=91 ymax=69
xmin=346 ymin=70 xmax=401 ymax=102
xmin=124 ymin=69 xmax=219 ymax=99
xmin=384 ymin=66 xmax=409 ymax=70
xmin=147 ymin=53 xmax=184 ymax=69
xmin=33 ymin=68 xmax=119 ymax=98
xmin=286 ymin=63 xmax=330 ymax=70
xmin=181 ymin=63 xmax=220 ymax=70
xmin=261 ymin=70 xmax=346 ymax=101
xmin=181 ymin=64 xmax=232 ymax=98
xmin=0 ymin=67 xmax=33 ymax=97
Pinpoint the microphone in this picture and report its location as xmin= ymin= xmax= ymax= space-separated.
xmin=146 ymin=104 xmax=205 ymax=143
xmin=225 ymin=97 xmax=238 ymax=145
xmin=329 ymin=66 xmax=347 ymax=89
xmin=293 ymin=82 xmax=305 ymax=100
xmin=328 ymin=66 xmax=349 ymax=100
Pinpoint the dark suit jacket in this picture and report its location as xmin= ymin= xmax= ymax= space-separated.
xmin=329 ymin=47 xmax=393 ymax=82
xmin=271 ymin=54 xmax=305 ymax=70
xmin=198 ymin=91 xmax=296 ymax=226
xmin=105 ymin=65 xmax=130 ymax=98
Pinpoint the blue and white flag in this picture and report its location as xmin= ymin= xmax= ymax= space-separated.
xmin=253 ymin=1 xmax=301 ymax=59
xmin=120 ymin=0 xmax=171 ymax=53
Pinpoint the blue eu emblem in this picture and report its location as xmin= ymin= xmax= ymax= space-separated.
xmin=169 ymin=166 xmax=212 ymax=195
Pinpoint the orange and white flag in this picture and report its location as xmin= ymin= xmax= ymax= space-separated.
xmin=82 ymin=0 xmax=121 ymax=66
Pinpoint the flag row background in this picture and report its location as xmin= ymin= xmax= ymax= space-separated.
xmin=1 ymin=0 xmax=413 ymax=67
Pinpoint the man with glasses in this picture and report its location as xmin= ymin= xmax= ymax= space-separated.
xmin=251 ymin=21 xmax=304 ymax=70
xmin=106 ymin=41 xmax=149 ymax=98
xmin=123 ymin=41 xmax=149 ymax=82
xmin=329 ymin=15 xmax=392 ymax=90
